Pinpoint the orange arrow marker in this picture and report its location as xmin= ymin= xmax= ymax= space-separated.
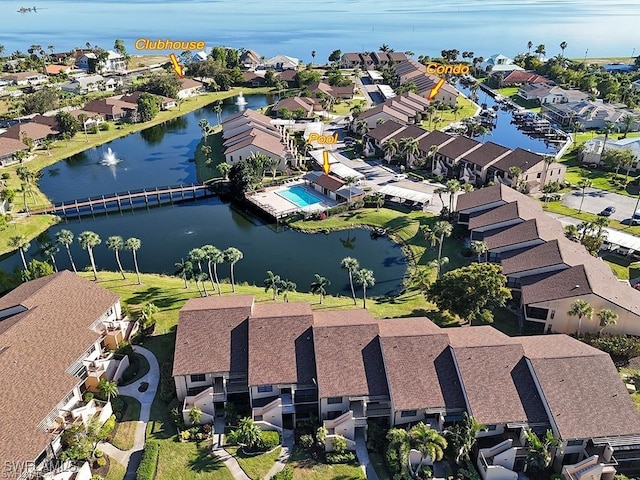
xmin=322 ymin=150 xmax=330 ymax=175
xmin=428 ymin=78 xmax=445 ymax=101
xmin=169 ymin=53 xmax=184 ymax=78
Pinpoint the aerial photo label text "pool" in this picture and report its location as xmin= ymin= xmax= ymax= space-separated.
xmin=308 ymin=133 xmax=338 ymax=145
xmin=135 ymin=38 xmax=206 ymax=50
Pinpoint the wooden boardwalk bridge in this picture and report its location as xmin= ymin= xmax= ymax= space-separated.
xmin=30 ymin=184 xmax=215 ymax=219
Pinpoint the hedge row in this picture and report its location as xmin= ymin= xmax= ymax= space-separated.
xmin=136 ymin=441 xmax=159 ymax=480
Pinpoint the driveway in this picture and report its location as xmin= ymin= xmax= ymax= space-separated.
xmin=562 ymin=187 xmax=640 ymax=223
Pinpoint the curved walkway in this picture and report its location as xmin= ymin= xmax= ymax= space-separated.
xmin=99 ymin=345 xmax=160 ymax=480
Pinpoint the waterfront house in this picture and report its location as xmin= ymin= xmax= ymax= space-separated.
xmin=543 ymin=100 xmax=637 ymax=130
xmin=0 ymin=136 xmax=29 ymax=166
xmin=76 ymin=50 xmax=126 ymax=73
xmin=486 ymin=148 xmax=566 ymax=192
xmin=176 ymin=78 xmax=204 ymax=99
xmin=240 ymin=50 xmax=261 ymax=70
xmin=242 ymin=71 xmax=267 ymax=87
xmin=119 ymin=91 xmax=176 ymax=110
xmin=173 ymin=293 xmax=640 ymax=475
xmin=224 ymin=134 xmax=288 ymax=170
xmin=0 ymin=271 xmax=134 ymax=479
xmin=458 ymin=142 xmax=513 ymax=183
xmin=276 ymin=69 xmax=298 ymax=87
xmin=517 ymin=83 xmax=588 ymax=105
xmin=83 ymin=98 xmax=137 ymax=121
xmin=431 ymin=136 xmax=483 ymax=176
xmin=494 ymin=70 xmax=550 ymax=87
xmin=272 ymin=96 xmax=318 ymax=118
xmin=1 ymin=121 xmax=60 ymax=146
xmin=263 ymin=55 xmax=299 ymax=71
xmin=480 ymin=54 xmax=523 ymax=74
xmin=340 ymin=52 xmax=408 ymax=69
xmin=305 ymin=81 xmax=355 ymax=100
xmin=2 ymin=71 xmax=48 ymax=86
xmin=392 ymin=60 xmax=460 ymax=105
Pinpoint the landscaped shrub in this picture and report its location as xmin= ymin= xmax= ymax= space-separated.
xmin=111 ymin=397 xmax=126 ymax=417
xmin=272 ymin=467 xmax=294 ymax=480
xmin=326 ymin=451 xmax=356 ymax=464
xmin=159 ymin=361 xmax=176 ymax=402
xmin=458 ymin=460 xmax=481 ymax=480
xmin=99 ymin=415 xmax=117 ymax=441
xmin=83 ymin=392 xmax=94 ymax=403
xmin=299 ymin=434 xmax=314 ymax=450
xmin=94 ymin=449 xmax=104 ymax=458
xmin=331 ymin=435 xmax=347 ymax=454
xmin=136 ymin=441 xmax=159 ymax=480
xmin=579 ymin=334 xmax=640 ymax=366
xmin=1 ymin=173 xmax=10 ymax=180
xmin=225 ymin=429 xmax=239 ymax=445
xmin=95 ymin=456 xmax=107 ymax=468
xmin=99 ymin=123 xmax=110 ymax=131
xmin=366 ymin=421 xmax=388 ymax=453
xmin=259 ymin=430 xmax=280 ymax=450
xmin=115 ymin=342 xmax=134 ymax=357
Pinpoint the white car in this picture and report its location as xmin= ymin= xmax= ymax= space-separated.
xmin=392 ymin=174 xmax=408 ymax=181
xmin=631 ymin=210 xmax=640 ymax=225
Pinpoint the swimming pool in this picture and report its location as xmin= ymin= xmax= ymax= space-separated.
xmin=277 ymin=185 xmax=325 ymax=208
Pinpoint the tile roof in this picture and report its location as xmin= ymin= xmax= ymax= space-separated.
xmin=437 ymin=136 xmax=482 ymax=160
xmin=248 ymin=302 xmax=315 ymax=386
xmin=0 ymin=271 xmax=120 ymax=470
xmin=452 ymin=344 xmax=548 ymax=425
xmin=455 ymin=184 xmax=522 ymax=212
xmin=313 ymin=323 xmax=388 ymax=399
xmin=460 ymin=142 xmax=512 ymax=168
xmin=172 ymin=295 xmax=254 ymax=376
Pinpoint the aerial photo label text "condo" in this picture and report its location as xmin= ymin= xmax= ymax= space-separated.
xmin=135 ymin=38 xmax=206 ymax=50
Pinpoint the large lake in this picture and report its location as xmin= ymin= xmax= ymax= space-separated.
xmin=0 ymin=1 xmax=638 ymax=62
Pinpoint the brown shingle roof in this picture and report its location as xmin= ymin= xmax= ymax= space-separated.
xmin=248 ymin=302 xmax=315 ymax=386
xmin=452 ymin=344 xmax=548 ymax=425
xmin=456 ymin=184 xmax=522 ymax=212
xmin=529 ymin=354 xmax=640 ymax=439
xmin=179 ymin=77 xmax=203 ymax=90
xmin=493 ymin=148 xmax=545 ymax=173
xmin=468 ymin=199 xmax=542 ymax=230
xmin=2 ymin=121 xmax=59 ymax=141
xmin=0 ymin=136 xmax=28 ymax=157
xmin=483 ymin=217 xmax=563 ymax=250
xmin=437 ymin=136 xmax=482 ymax=160
xmin=313 ymin=323 xmax=388 ymax=399
xmin=313 ymin=309 xmax=377 ymax=327
xmin=224 ymin=131 xmax=286 ymax=157
xmin=0 ymin=271 xmax=120 ymax=471
xmin=366 ymin=120 xmax=407 ymax=142
xmin=501 ymin=238 xmax=587 ymax=276
xmin=310 ymin=174 xmax=344 ymax=192
xmin=446 ymin=325 xmax=517 ymax=348
xmin=520 ymin=265 xmax=592 ymax=305
xmin=358 ymin=104 xmax=409 ymax=123
xmin=273 ymin=96 xmax=316 ymax=113
xmin=460 ymin=142 xmax=512 ymax=168
xmin=172 ymin=295 xmax=254 ymax=376
xmin=418 ymin=130 xmax=455 ymax=154
xmin=380 ymin=321 xmax=465 ymax=411
xmin=520 ymin=334 xmax=604 ymax=359
xmin=389 ymin=124 xmax=429 ymax=143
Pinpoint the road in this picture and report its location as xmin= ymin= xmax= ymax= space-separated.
xmin=562 ymin=187 xmax=640 ymax=224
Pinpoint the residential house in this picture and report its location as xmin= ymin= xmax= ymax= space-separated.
xmin=276 ymin=69 xmax=298 ymax=87
xmin=356 ymin=104 xmax=411 ymax=130
xmin=417 ymin=130 xmax=456 ymax=163
xmin=543 ymin=101 xmax=638 ymax=130
xmin=466 ymin=197 xmax=544 ymax=241
xmin=240 ymin=50 xmax=261 ymax=70
xmin=1 ymin=121 xmax=60 ymax=146
xmin=272 ymin=96 xmax=318 ymax=118
xmin=340 ymin=52 xmax=408 ymax=69
xmin=517 ymin=83 xmax=588 ymax=105
xmin=119 ymin=91 xmax=176 ymax=110
xmin=0 ymin=136 xmax=28 ymax=166
xmin=61 ymin=74 xmax=121 ymax=94
xmin=480 ymin=54 xmax=524 ymax=74
xmin=495 ymin=70 xmax=550 ymax=87
xmin=224 ymin=134 xmax=289 ymax=170
xmin=172 ymin=293 xmax=640 ymax=476
xmin=455 ymin=183 xmax=524 ymax=223
xmin=2 ymin=71 xmax=48 ymax=86
xmin=242 ymin=71 xmax=267 ymax=87
xmin=69 ymin=109 xmax=105 ymax=128
xmin=76 ymin=50 xmax=126 ymax=73
xmin=221 ymin=109 xmax=278 ymax=139
xmin=363 ymin=120 xmax=408 ymax=152
xmin=0 ymin=271 xmax=133 ymax=479
xmin=458 ymin=142 xmax=513 ymax=184
xmin=306 ymin=81 xmax=355 ymax=100
xmin=263 ymin=55 xmax=299 ymax=71
xmin=340 ymin=53 xmax=365 ymax=69
xmin=83 ymin=98 xmax=137 ymax=121
xmin=176 ymin=78 xmax=204 ymax=99
xmin=431 ymin=136 xmax=482 ymax=177
xmin=487 ymin=147 xmax=566 ymax=192
xmin=45 ymin=64 xmax=75 ymax=76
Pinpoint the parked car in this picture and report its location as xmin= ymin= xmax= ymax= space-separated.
xmin=392 ymin=174 xmax=408 ymax=181
xmin=599 ymin=206 xmax=616 ymax=216
xmin=631 ymin=210 xmax=640 ymax=225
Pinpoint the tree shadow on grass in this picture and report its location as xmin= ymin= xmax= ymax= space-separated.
xmin=188 ymin=444 xmax=229 ymax=473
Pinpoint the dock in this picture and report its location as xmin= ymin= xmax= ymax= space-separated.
xmin=29 ymin=184 xmax=215 ymax=219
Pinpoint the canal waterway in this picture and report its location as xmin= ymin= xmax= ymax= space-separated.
xmin=1 ymin=94 xmax=407 ymax=296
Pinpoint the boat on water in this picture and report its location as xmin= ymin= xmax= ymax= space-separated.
xmin=18 ymin=6 xmax=37 ymax=12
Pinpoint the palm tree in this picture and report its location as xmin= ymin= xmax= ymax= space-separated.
xmin=535 ymin=44 xmax=546 ymax=60
xmin=202 ymin=245 xmax=221 ymax=293
xmin=217 ymin=162 xmax=231 ymax=180
xmin=42 ymin=242 xmax=59 ymax=272
xmin=264 ymin=270 xmax=283 ymax=300
xmin=600 ymin=121 xmax=617 ymax=146
xmin=433 ymin=221 xmax=453 ymax=278
xmin=56 ymin=229 xmax=77 ymax=273
xmin=213 ymin=104 xmax=223 ymax=125
xmin=577 ymin=179 xmax=592 ymax=213
xmin=470 ymin=240 xmax=488 ymax=263
xmin=188 ymin=247 xmax=205 ymax=274
xmin=341 ymin=257 xmax=360 ymax=305
xmin=372 ymin=192 xmax=384 ymax=211
xmin=410 ymin=267 xmax=432 ymax=294
xmin=198 ymin=119 xmax=211 ymax=140
xmin=399 ymin=137 xmax=420 ymax=168
xmin=356 ymin=120 xmax=369 ymax=136
xmin=210 ymin=248 xmax=225 ymax=295
xmin=350 ymin=103 xmax=363 ymax=118
xmin=125 ymin=237 xmax=142 ymax=285
xmin=408 ymin=423 xmax=448 ymax=477
xmin=198 ymin=272 xmax=210 ymax=296
xmin=175 ymin=258 xmax=193 ymax=289
xmin=621 ymin=114 xmax=638 ymax=138
xmin=421 ymin=225 xmax=438 ymax=249
xmin=427 ymin=145 xmax=439 ymax=172
xmin=354 ymin=268 xmax=375 ymax=309
xmin=9 ymin=235 xmax=29 ymax=271
xmin=78 ymin=231 xmax=101 ymax=281
xmin=541 ymin=154 xmax=555 ymax=186
xmin=97 ymin=379 xmax=119 ymax=403
xmin=310 ymin=274 xmax=330 ymax=304
xmin=280 ymin=279 xmax=296 ymax=302
xmin=445 ymin=179 xmax=461 ymax=212
xmin=508 ymin=166 xmax=522 ymax=190
xmin=559 ymin=41 xmax=568 ymax=57
xmin=527 ymin=41 xmax=533 ymax=55
xmin=598 ymin=309 xmax=618 ymax=335
xmin=311 ymin=50 xmax=316 ymax=63
xmin=445 ymin=413 xmax=487 ymax=464
xmin=382 ymin=139 xmax=399 ymax=163
xmin=568 ymin=299 xmax=594 ymax=335
xmin=106 ymin=236 xmax=126 ymax=280
xmin=525 ymin=430 xmax=561 ymax=479
xmin=224 ymin=247 xmax=243 ymax=293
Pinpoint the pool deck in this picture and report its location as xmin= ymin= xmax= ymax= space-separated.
xmin=247 ymin=179 xmax=340 ymax=219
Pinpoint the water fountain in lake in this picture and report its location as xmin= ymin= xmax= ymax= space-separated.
xmin=235 ymin=91 xmax=248 ymax=108
xmin=100 ymin=147 xmax=121 ymax=166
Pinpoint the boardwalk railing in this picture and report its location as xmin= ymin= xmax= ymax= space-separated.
xmin=30 ymin=184 xmax=214 ymax=218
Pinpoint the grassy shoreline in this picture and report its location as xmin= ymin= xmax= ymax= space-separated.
xmin=0 ymin=86 xmax=273 ymax=256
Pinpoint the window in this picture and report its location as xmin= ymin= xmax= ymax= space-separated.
xmin=327 ymin=397 xmax=342 ymax=404
xmin=486 ymin=425 xmax=497 ymax=431
xmin=254 ymin=415 xmax=263 ymax=421
xmin=257 ymin=385 xmax=273 ymax=393
xmin=537 ymin=172 xmax=541 ymax=179
xmin=190 ymin=374 xmax=206 ymax=383
xmin=550 ymin=310 xmax=555 ymax=319
xmin=567 ymin=439 xmax=583 ymax=447
xmin=400 ymin=410 xmax=417 ymax=418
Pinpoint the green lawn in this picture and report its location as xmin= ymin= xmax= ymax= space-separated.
xmin=493 ymin=86 xmax=541 ymax=112
xmin=288 ymin=448 xmax=365 ymax=480
xmin=420 ymin=96 xmax=477 ymax=130
xmin=369 ymin=452 xmax=392 ymax=480
xmin=471 ymin=307 xmax=520 ymax=336
xmin=543 ymin=201 xmax=640 ymax=236
xmin=0 ymin=214 xmax=59 ymax=256
xmin=331 ymin=99 xmax=366 ymax=116
xmin=225 ymin=446 xmax=281 ymax=480
xmin=561 ymin=150 xmax=640 ymax=197
xmin=194 ymin=130 xmax=224 ymax=183
xmin=111 ymin=395 xmax=141 ymax=451
xmin=602 ymin=254 xmax=640 ymax=281
xmin=104 ymin=456 xmax=126 ymax=480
